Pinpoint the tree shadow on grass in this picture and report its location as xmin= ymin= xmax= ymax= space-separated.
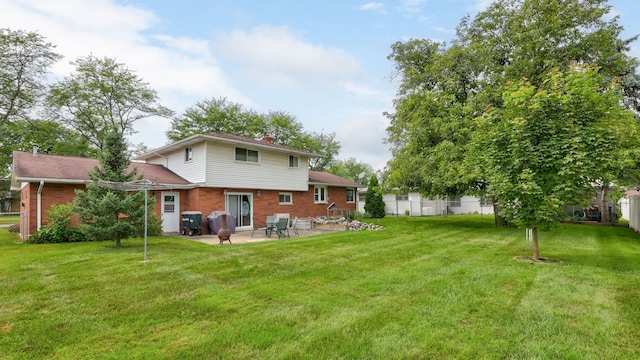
xmin=513 ymin=256 xmax=564 ymax=265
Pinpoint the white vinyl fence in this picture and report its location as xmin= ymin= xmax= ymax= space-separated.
xmin=628 ymin=196 xmax=640 ymax=232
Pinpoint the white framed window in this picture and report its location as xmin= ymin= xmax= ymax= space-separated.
xmin=235 ymin=147 xmax=259 ymax=163
xmin=346 ymin=188 xmax=354 ymax=203
xmin=314 ymin=186 xmax=328 ymax=203
xmin=396 ymin=194 xmax=408 ymax=201
xmin=449 ymin=196 xmax=461 ymax=207
xmin=480 ymin=196 xmax=492 ymax=206
xmin=185 ymin=147 xmax=193 ymax=162
xmin=358 ymin=193 xmax=366 ymax=202
xmin=279 ymin=192 xmax=293 ymax=204
xmin=289 ymin=155 xmax=299 ymax=168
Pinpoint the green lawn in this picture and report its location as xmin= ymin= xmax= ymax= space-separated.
xmin=1 ymin=215 xmax=639 ymax=359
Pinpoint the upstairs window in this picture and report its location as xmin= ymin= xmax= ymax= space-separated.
xmin=185 ymin=147 xmax=193 ymax=162
xmin=235 ymin=147 xmax=259 ymax=163
xmin=289 ymin=155 xmax=299 ymax=168
xmin=314 ymin=186 xmax=328 ymax=203
xmin=396 ymin=194 xmax=409 ymax=201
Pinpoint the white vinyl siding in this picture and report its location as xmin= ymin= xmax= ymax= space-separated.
xmin=147 ymin=143 xmax=206 ymax=183
xmin=205 ymin=141 xmax=309 ymax=191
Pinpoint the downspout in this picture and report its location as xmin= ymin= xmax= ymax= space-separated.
xmin=37 ymin=180 xmax=44 ymax=230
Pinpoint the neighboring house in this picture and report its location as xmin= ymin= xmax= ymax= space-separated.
xmin=11 ymin=133 xmax=362 ymax=238
xmin=357 ymin=188 xmax=494 ymax=216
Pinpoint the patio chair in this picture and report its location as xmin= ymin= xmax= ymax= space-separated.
xmin=275 ymin=217 xmax=290 ymax=238
xmin=251 ymin=215 xmax=277 ymax=238
xmin=289 ymin=216 xmax=299 ymax=236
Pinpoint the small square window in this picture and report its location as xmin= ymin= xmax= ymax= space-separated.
xmin=289 ymin=155 xmax=299 ymax=168
xmin=279 ymin=193 xmax=293 ymax=204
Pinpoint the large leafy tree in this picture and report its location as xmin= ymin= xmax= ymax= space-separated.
xmin=167 ymin=97 xmax=265 ymax=140
xmin=73 ymin=129 xmax=157 ymax=247
xmin=167 ymin=96 xmax=341 ymax=170
xmin=46 ymin=55 xmax=173 ymax=151
xmin=385 ymin=0 xmax=639 ymax=215
xmin=0 ymin=28 xmax=62 ymax=126
xmin=476 ymin=64 xmax=640 ymax=260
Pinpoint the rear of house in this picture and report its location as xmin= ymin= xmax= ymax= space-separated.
xmin=11 ymin=134 xmax=362 ymax=238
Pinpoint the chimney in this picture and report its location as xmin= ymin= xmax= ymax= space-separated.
xmin=33 ymin=144 xmax=39 ymax=157
xmin=262 ymin=136 xmax=273 ymax=143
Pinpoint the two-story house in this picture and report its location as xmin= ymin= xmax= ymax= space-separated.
xmin=11 ymin=133 xmax=362 ymax=237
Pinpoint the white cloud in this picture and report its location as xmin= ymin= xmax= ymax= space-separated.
xmin=360 ymin=2 xmax=385 ymax=11
xmin=0 ymin=0 xmax=249 ymax=149
xmin=214 ymin=25 xmax=362 ymax=88
xmin=335 ymin=110 xmax=391 ymax=171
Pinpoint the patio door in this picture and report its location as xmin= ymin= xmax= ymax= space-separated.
xmin=161 ymin=192 xmax=180 ymax=232
xmin=227 ymin=193 xmax=252 ymax=230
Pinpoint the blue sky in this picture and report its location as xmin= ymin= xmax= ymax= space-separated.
xmin=2 ymin=0 xmax=639 ymax=170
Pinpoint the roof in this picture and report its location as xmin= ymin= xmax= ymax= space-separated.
xmin=11 ymin=151 xmax=191 ymax=187
xmin=134 ymin=133 xmax=319 ymax=161
xmin=309 ymin=171 xmax=362 ymax=187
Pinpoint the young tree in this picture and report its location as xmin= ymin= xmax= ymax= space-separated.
xmin=46 ymin=55 xmax=173 ymax=151
xmin=0 ymin=28 xmax=62 ymax=126
xmin=364 ymin=175 xmax=386 ymax=218
xmin=73 ymin=129 xmax=156 ymax=247
xmin=475 ymin=64 xmax=640 ymax=260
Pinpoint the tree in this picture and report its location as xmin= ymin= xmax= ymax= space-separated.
xmin=364 ymin=175 xmax=386 ymax=218
xmin=166 ymin=97 xmax=265 ymax=141
xmin=167 ymin=97 xmax=341 ymax=170
xmin=303 ymin=131 xmax=341 ymax=171
xmin=327 ymin=157 xmax=374 ymax=183
xmin=0 ymin=29 xmax=62 ymax=127
xmin=475 ymin=64 xmax=640 ymax=260
xmin=385 ymin=0 xmax=639 ymax=223
xmin=73 ymin=129 xmax=156 ymax=246
xmin=46 ymin=55 xmax=173 ymax=151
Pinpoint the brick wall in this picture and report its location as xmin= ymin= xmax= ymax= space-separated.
xmin=21 ymin=182 xmax=357 ymax=236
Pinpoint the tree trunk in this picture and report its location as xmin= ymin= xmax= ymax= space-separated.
xmin=532 ymin=227 xmax=540 ymax=261
xmin=492 ymin=197 xmax=501 ymax=227
xmin=600 ymin=185 xmax=610 ymax=223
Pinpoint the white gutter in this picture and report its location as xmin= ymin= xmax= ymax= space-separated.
xmin=37 ymin=180 xmax=44 ymax=230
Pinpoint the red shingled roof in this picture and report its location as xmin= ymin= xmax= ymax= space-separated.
xmin=309 ymin=171 xmax=362 ymax=187
xmin=12 ymin=151 xmax=190 ymax=185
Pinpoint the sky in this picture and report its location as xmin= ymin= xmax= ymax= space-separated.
xmin=2 ymin=0 xmax=640 ymax=171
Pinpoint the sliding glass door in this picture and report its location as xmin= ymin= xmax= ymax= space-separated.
xmin=227 ymin=193 xmax=252 ymax=229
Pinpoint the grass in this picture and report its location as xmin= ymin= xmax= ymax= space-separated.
xmin=1 ymin=215 xmax=639 ymax=359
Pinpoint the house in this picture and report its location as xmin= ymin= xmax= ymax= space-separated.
xmin=11 ymin=133 xmax=362 ymax=238
xmin=357 ymin=189 xmax=494 ymax=216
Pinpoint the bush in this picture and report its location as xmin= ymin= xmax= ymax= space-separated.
xmin=25 ymin=204 xmax=86 ymax=244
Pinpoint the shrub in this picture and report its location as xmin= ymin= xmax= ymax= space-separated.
xmin=25 ymin=204 xmax=86 ymax=244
